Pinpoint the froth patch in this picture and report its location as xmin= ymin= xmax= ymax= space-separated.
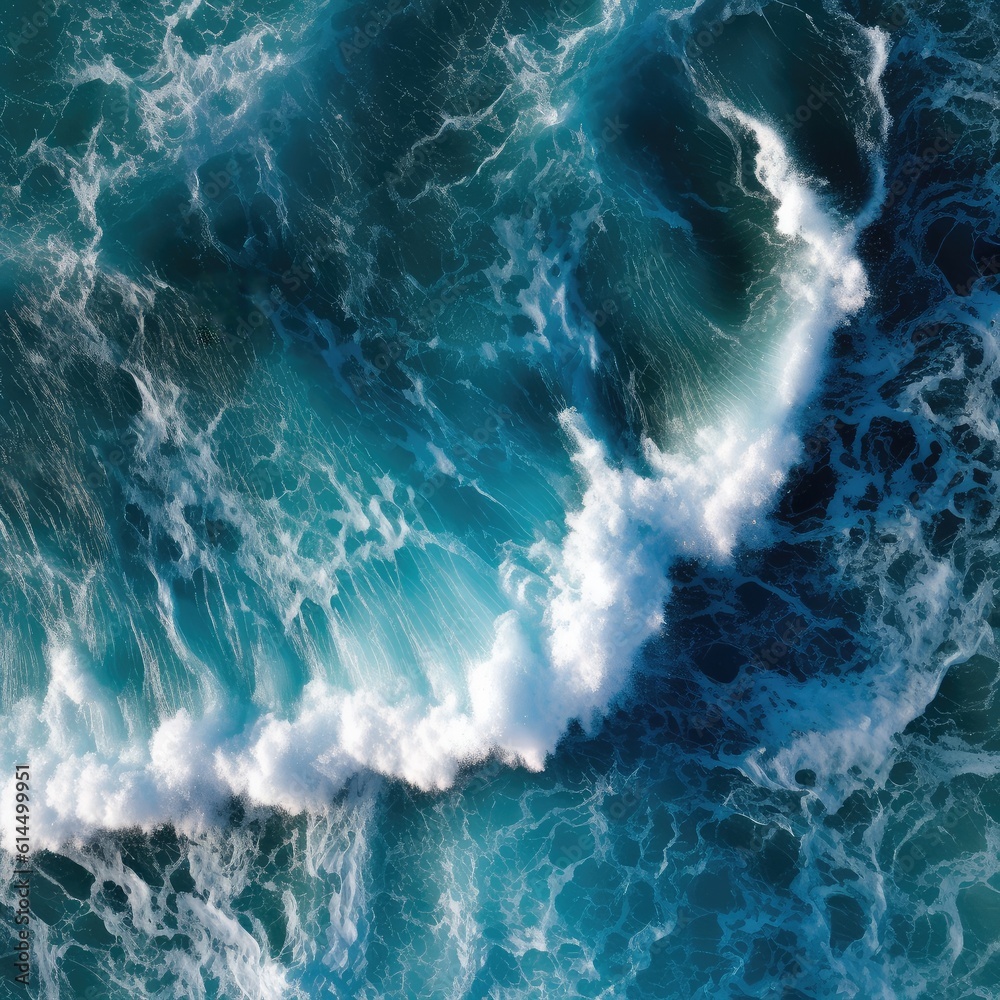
xmin=3 ymin=106 xmax=879 ymax=850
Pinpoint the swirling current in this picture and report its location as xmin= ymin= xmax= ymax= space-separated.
xmin=1 ymin=0 xmax=999 ymax=997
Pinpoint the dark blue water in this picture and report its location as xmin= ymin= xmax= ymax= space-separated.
xmin=1 ymin=0 xmax=998 ymax=996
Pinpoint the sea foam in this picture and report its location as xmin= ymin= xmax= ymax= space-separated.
xmin=2 ymin=89 xmax=883 ymax=849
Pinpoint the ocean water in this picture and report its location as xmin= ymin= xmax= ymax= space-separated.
xmin=0 ymin=0 xmax=998 ymax=995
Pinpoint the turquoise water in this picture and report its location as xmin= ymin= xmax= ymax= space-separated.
xmin=1 ymin=0 xmax=999 ymax=996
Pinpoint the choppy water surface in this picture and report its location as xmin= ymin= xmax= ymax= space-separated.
xmin=1 ymin=0 xmax=999 ymax=996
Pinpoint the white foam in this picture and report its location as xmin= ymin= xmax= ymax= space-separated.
xmin=0 ymin=97 xmax=884 ymax=850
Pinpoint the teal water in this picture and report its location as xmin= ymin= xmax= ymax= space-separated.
xmin=1 ymin=0 xmax=999 ymax=996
